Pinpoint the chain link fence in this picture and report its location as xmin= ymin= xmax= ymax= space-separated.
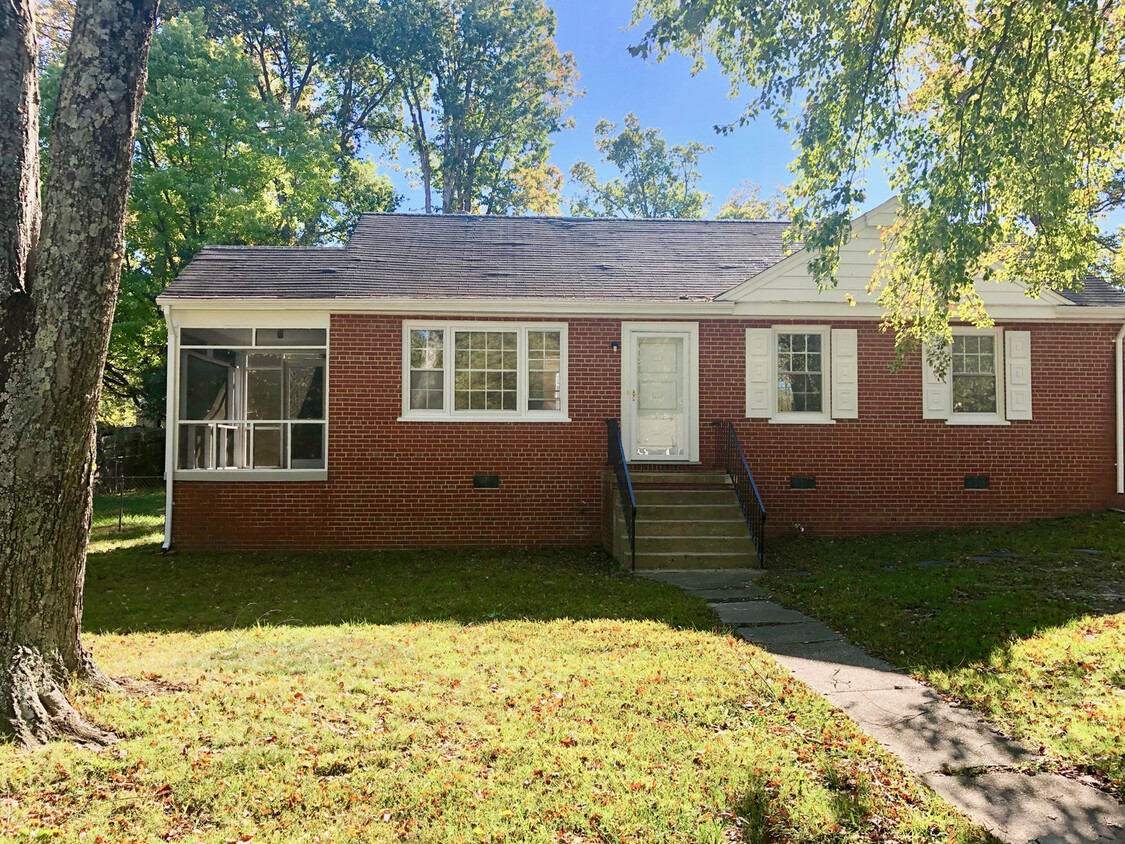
xmin=95 ymin=426 xmax=166 ymax=532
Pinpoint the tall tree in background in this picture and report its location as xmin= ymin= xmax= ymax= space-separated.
xmin=0 ymin=0 xmax=158 ymax=745
xmin=569 ymin=113 xmax=711 ymax=218
xmin=107 ymin=12 xmax=396 ymax=419
xmin=195 ymin=0 xmax=402 ymax=214
xmin=632 ymin=0 xmax=1125 ymax=355
xmin=38 ymin=2 xmax=399 ymax=420
xmin=385 ymin=0 xmax=579 ymax=214
xmin=716 ymin=181 xmax=788 ymax=221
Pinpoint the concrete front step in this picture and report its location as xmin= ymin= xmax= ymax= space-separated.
xmin=626 ymin=470 xmax=731 ymax=487
xmin=628 ymin=517 xmax=752 ymax=537
xmin=636 ymin=534 xmax=757 ymax=554
xmin=634 ymin=551 xmax=754 ymax=570
xmin=635 ymin=503 xmax=746 ymax=521
xmin=634 ymin=488 xmax=738 ymax=506
xmin=608 ymin=472 xmax=760 ymax=570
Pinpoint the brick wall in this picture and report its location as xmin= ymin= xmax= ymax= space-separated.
xmin=172 ymin=314 xmax=1119 ymax=550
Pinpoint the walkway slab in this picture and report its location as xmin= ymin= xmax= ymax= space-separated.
xmin=735 ymin=621 xmax=843 ymax=645
xmin=764 ymin=639 xmax=908 ymax=675
xmin=826 ymin=687 xmax=1029 ymax=772
xmin=921 ymin=772 xmax=1125 ymax=843
xmin=643 ymin=570 xmax=1125 ymax=842
xmin=694 ymin=585 xmax=768 ymax=601
xmin=712 ymin=601 xmax=808 ymax=625
xmin=766 ymin=646 xmax=914 ymax=694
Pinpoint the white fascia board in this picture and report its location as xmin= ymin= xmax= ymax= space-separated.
xmin=160 ymin=297 xmax=1125 ymax=323
xmin=729 ymin=300 xmax=1125 ymax=322
xmin=159 ymin=297 xmax=738 ymax=318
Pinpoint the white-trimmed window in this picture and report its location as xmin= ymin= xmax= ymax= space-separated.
xmin=746 ymin=326 xmax=858 ymax=423
xmin=776 ymin=330 xmax=826 ymax=417
xmin=401 ymin=322 xmax=568 ymax=421
xmin=922 ymin=327 xmax=1032 ymax=424
xmin=951 ymin=332 xmax=999 ymax=416
xmin=176 ymin=327 xmax=327 ymax=473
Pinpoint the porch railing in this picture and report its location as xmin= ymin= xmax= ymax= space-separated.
xmin=713 ymin=421 xmax=766 ymax=565
xmin=606 ymin=419 xmax=636 ymax=570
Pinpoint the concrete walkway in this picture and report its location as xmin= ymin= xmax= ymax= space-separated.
xmin=641 ymin=568 xmax=1125 ymax=844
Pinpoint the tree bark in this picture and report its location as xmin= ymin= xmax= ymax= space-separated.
xmin=0 ymin=0 xmax=158 ymax=748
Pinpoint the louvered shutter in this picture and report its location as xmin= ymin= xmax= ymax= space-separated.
xmin=745 ymin=328 xmax=772 ymax=418
xmin=830 ymin=328 xmax=858 ymax=419
xmin=922 ymin=345 xmax=951 ymax=419
xmin=1005 ymin=330 xmax=1032 ymax=420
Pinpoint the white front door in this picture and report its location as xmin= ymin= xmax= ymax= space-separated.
xmin=622 ymin=323 xmax=699 ymax=462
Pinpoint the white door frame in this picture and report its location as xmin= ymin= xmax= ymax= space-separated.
xmin=620 ymin=322 xmax=700 ymax=463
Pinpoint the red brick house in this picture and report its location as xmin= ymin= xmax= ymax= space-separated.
xmin=157 ymin=199 xmax=1125 ymax=568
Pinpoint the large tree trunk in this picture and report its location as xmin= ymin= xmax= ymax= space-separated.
xmin=0 ymin=0 xmax=158 ymax=748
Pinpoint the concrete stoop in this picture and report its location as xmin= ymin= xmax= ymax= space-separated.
xmin=608 ymin=471 xmax=758 ymax=570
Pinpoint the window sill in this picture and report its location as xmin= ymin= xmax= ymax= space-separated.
xmin=174 ymin=469 xmax=327 ymax=482
xmin=944 ymin=416 xmax=1011 ymax=427
xmin=767 ymin=416 xmax=836 ymax=425
xmin=398 ymin=414 xmax=572 ymax=423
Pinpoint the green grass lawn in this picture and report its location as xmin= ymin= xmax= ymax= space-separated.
xmin=763 ymin=513 xmax=1125 ymax=798
xmin=0 ymin=495 xmax=989 ymax=842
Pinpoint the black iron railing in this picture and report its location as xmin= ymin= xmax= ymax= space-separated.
xmin=713 ymin=421 xmax=766 ymax=565
xmin=606 ymin=419 xmax=636 ymax=569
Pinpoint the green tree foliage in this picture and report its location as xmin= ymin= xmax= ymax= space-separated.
xmin=569 ymin=113 xmax=712 ymax=218
xmin=632 ymin=0 xmax=1125 ymax=354
xmin=191 ymin=0 xmax=402 ymax=188
xmin=105 ymin=12 xmax=397 ymax=420
xmin=382 ymin=0 xmax=580 ymax=214
xmin=716 ymin=181 xmax=788 ymax=221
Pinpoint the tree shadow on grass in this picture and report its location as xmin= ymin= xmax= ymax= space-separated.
xmin=83 ymin=543 xmax=722 ymax=635
xmin=761 ymin=512 xmax=1125 ymax=673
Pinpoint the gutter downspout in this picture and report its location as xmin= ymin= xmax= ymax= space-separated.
xmin=1117 ymin=322 xmax=1125 ymax=495
xmin=162 ymin=305 xmax=175 ymax=550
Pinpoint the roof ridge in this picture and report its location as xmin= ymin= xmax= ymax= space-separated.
xmin=197 ymin=245 xmax=345 ymax=252
xmin=353 ymin=212 xmax=792 ymax=225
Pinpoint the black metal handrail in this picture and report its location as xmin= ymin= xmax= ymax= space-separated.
xmin=606 ymin=419 xmax=636 ymax=569
xmin=713 ymin=421 xmax=766 ymax=565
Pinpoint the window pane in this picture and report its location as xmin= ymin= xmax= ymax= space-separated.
xmin=454 ymin=330 xmax=517 ymax=412
xmin=952 ymin=335 xmax=998 ymax=413
xmin=410 ymin=329 xmax=444 ymax=370
xmin=410 ymin=370 xmax=444 ymax=410
xmin=285 ymin=353 xmax=325 ymax=419
xmin=178 ymin=424 xmax=212 ymax=469
xmin=214 ymin=423 xmax=242 ymax=468
xmin=255 ymin=328 xmax=326 ymax=347
xmin=180 ymin=351 xmax=235 ymax=420
xmin=246 ymin=364 xmax=283 ymax=420
xmin=252 ymin=425 xmax=285 ymax=468
xmin=409 ymin=329 xmax=444 ymax=410
xmin=181 ymin=328 xmax=252 ymax=346
xmin=528 ymin=330 xmax=561 ymax=411
xmin=291 ymin=424 xmax=325 ymax=469
xmin=777 ymin=333 xmax=823 ymax=413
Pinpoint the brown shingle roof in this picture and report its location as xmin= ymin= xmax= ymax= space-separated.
xmin=159 ymin=212 xmax=1124 ymax=307
xmin=161 ymin=213 xmax=792 ymax=301
xmin=1059 ymin=276 xmax=1125 ymax=306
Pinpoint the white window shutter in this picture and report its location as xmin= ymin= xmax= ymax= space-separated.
xmin=830 ymin=328 xmax=858 ymax=419
xmin=1005 ymin=330 xmax=1032 ymax=420
xmin=922 ymin=345 xmax=951 ymax=419
xmin=745 ymin=328 xmax=772 ymax=418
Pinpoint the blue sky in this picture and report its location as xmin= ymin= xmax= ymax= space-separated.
xmin=383 ymin=0 xmax=1119 ymax=231
xmin=383 ymin=0 xmax=895 ymax=216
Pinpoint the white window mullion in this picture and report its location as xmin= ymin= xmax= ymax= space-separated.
xmin=517 ymin=328 xmax=529 ymax=415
